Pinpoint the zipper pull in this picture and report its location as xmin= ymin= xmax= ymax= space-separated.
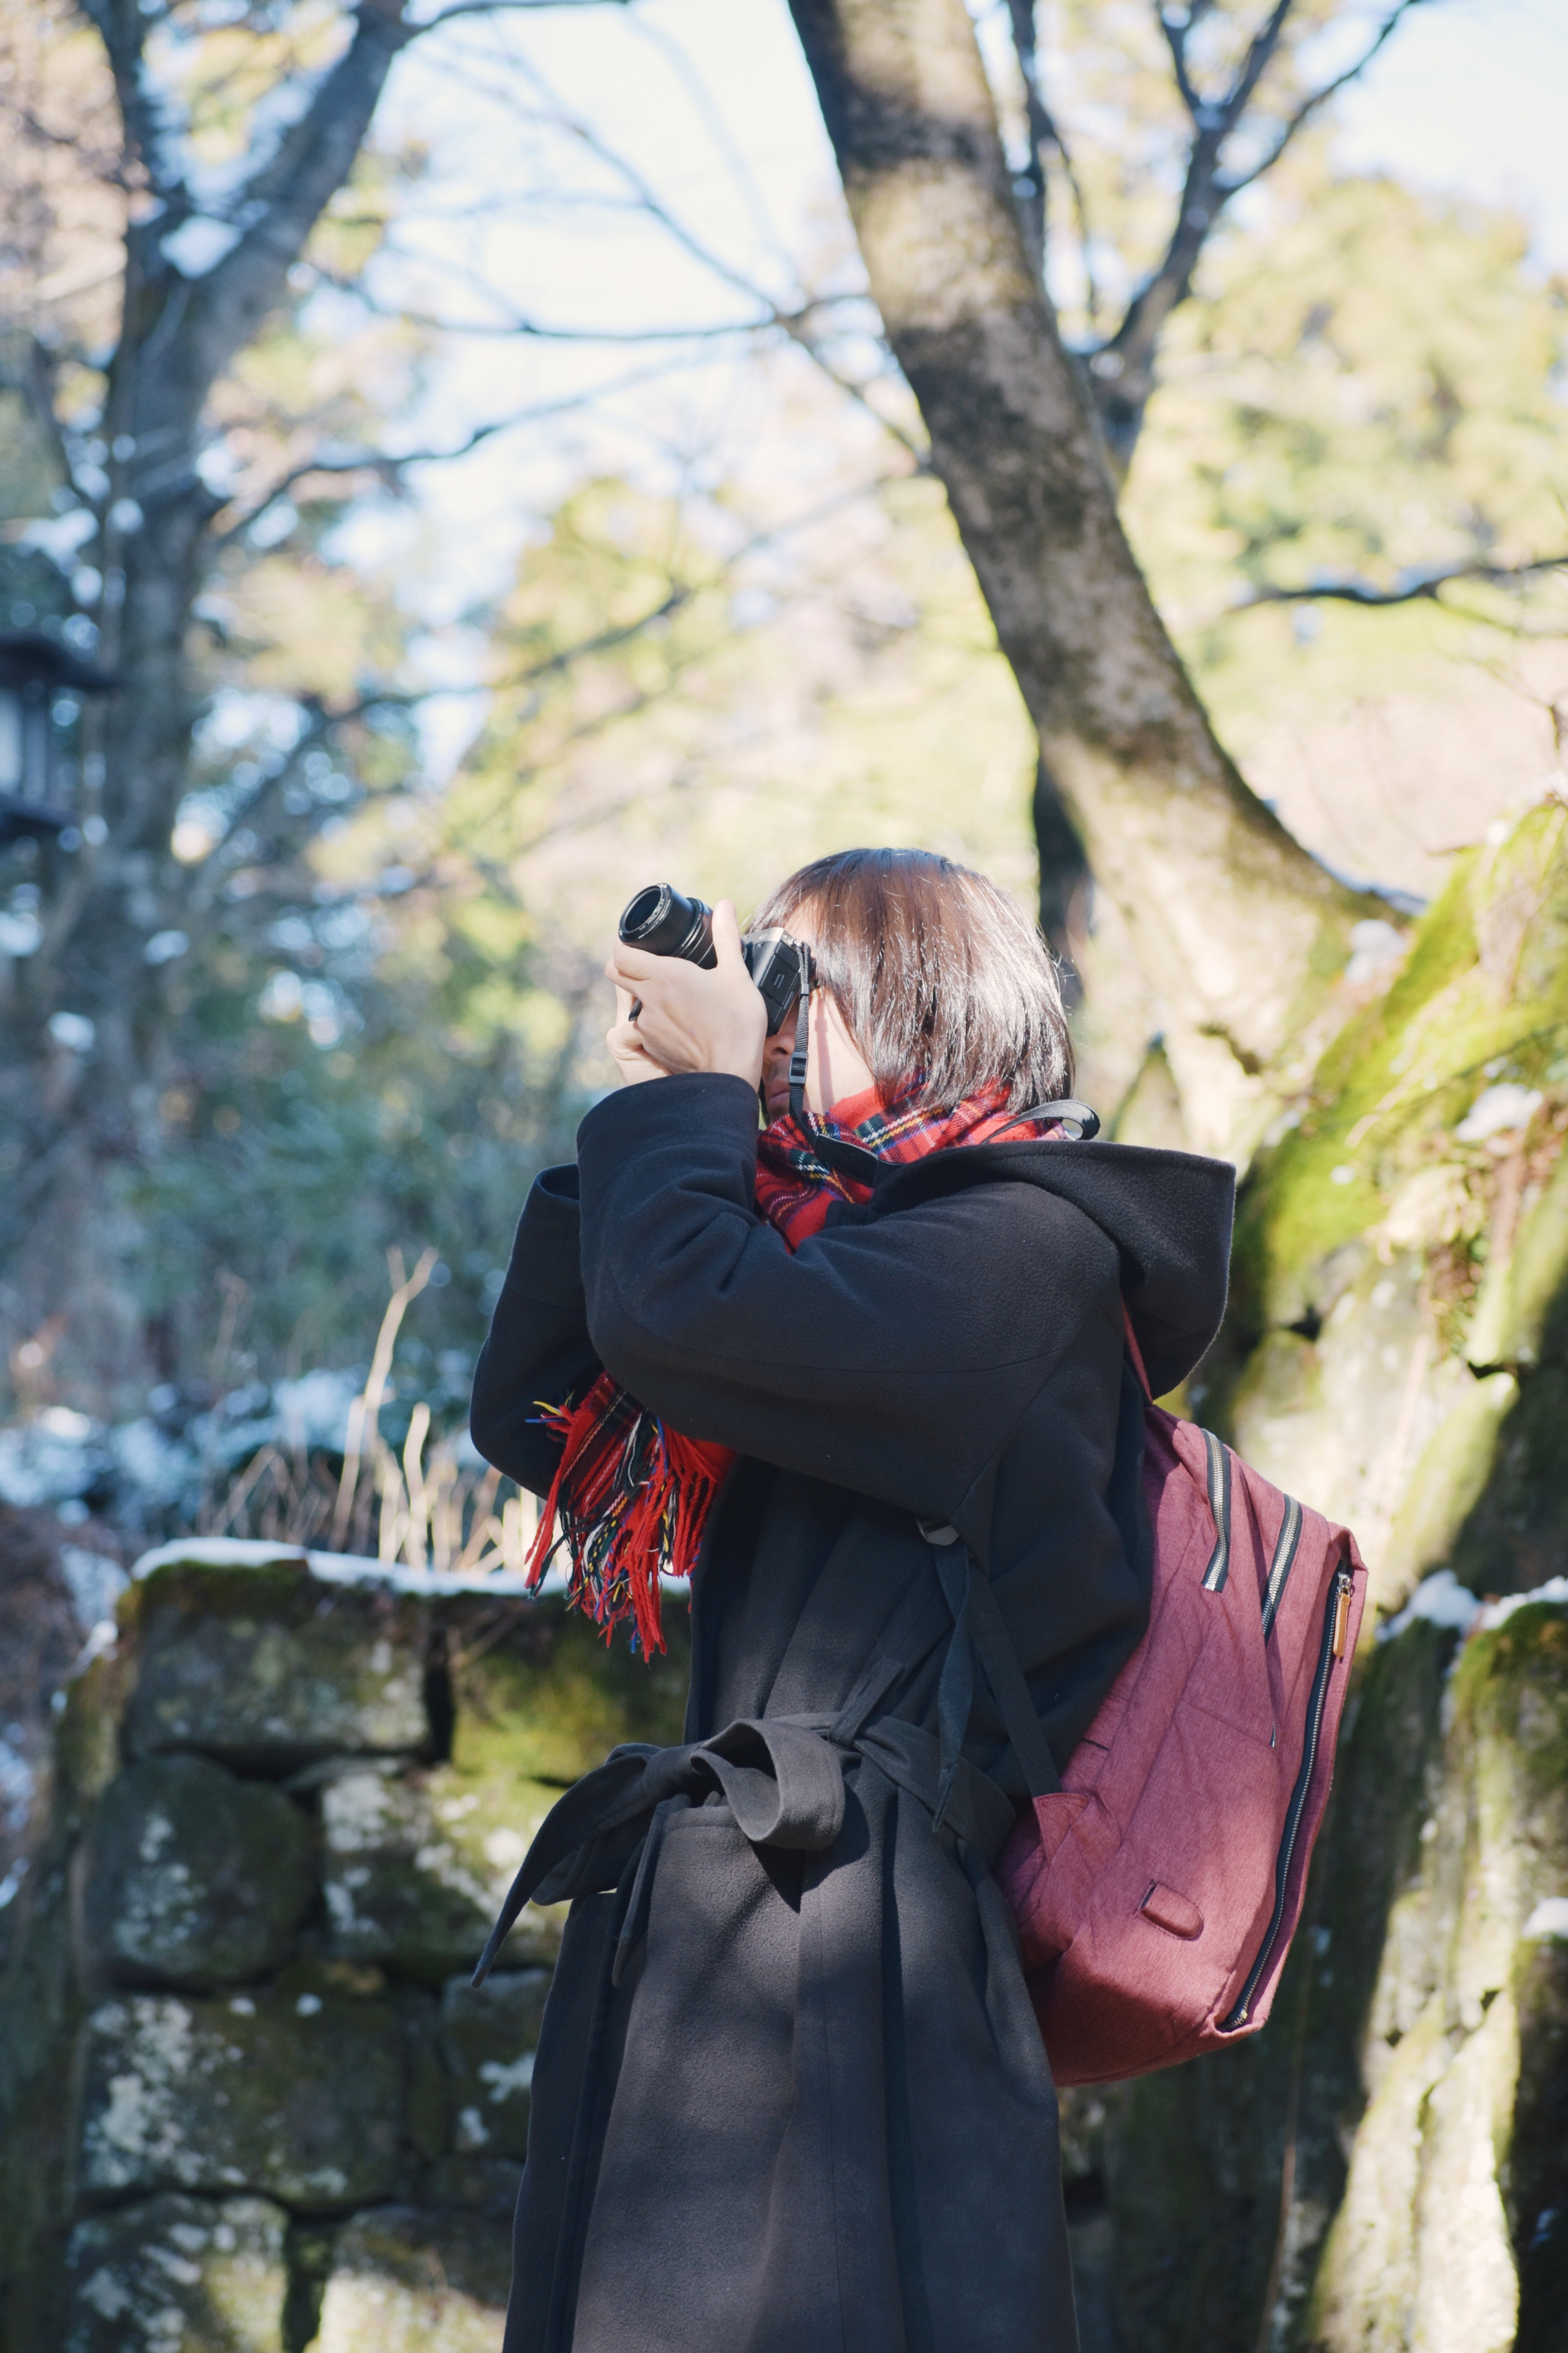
xmin=1331 ymin=1570 xmax=1353 ymax=1660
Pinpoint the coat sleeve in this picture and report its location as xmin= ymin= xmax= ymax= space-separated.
xmin=575 ymin=1074 xmax=1123 ymax=1526
xmin=469 ymin=1164 xmax=602 ymax=1498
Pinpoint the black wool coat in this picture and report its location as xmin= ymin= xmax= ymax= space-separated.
xmin=470 ymin=1074 xmax=1234 ymax=2353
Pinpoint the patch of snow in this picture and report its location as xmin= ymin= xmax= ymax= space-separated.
xmin=59 ymin=1546 xmax=128 ymax=1635
xmin=40 ymin=1406 xmax=93 ymax=1439
xmin=272 ymin=1366 xmax=361 ymax=1454
xmin=110 ymin=1419 xmax=195 ymax=1509
xmin=480 ymin=2050 xmax=535 ymax=2102
xmin=1474 ymin=1577 xmax=1568 ymax=1633
xmin=150 ymin=2247 xmax=202 ymax=2288
xmin=1522 ymin=1898 xmax=1568 ymax=1942
xmin=0 ymin=1416 xmax=105 ymax=1508
xmin=1379 ymin=1569 xmax=1483 ymax=1642
xmin=0 ymin=1738 xmax=35 ymax=1830
xmin=70 ymin=1621 xmax=121 ymax=1678
xmin=14 ymin=509 xmax=97 ymax=564
xmin=82 ymin=2268 xmax=129 ymax=2321
xmin=1345 ymin=919 xmax=1408 ymax=988
xmin=128 ymin=1533 xmax=570 ymax=1599
xmin=0 ymin=912 xmax=42 ymax=958
xmin=1456 ymin=1085 xmax=1544 ymax=1144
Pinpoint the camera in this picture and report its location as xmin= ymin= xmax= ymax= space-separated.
xmin=618 ymin=884 xmax=812 ymax=1036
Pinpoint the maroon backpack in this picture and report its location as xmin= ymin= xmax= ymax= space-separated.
xmin=997 ymin=1319 xmax=1367 ymax=2086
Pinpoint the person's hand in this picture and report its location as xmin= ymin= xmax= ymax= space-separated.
xmin=605 ymin=983 xmax=673 ymax=1086
xmin=604 ymin=899 xmax=767 ymax=1089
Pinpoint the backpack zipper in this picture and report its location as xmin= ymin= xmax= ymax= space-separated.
xmin=1218 ymin=1564 xmax=1354 ymax=2032
xmin=1261 ymin=1494 xmax=1304 ymax=1641
xmin=1199 ymin=1430 xmax=1232 ymax=1592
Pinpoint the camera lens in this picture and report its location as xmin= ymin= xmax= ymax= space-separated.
xmin=618 ymin=885 xmax=717 ymax=967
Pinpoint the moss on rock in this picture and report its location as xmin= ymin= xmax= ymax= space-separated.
xmin=81 ymin=1755 xmax=315 ymax=1991
xmin=438 ymin=1971 xmax=549 ymax=2162
xmin=1449 ymin=1370 xmax=1568 ymax=1599
xmin=1236 ymin=806 xmax=1568 ymax=1336
xmin=124 ymin=1566 xmax=429 ymax=1772
xmin=444 ymin=1601 xmax=691 ymax=1788
xmin=1377 ymin=1371 xmax=1518 ymax=1615
xmin=1302 ymin=1601 xmax=1568 ymax=2348
xmin=310 ymin=2207 xmax=509 ymax=2353
xmin=64 ymin=2193 xmax=288 ymax=2353
xmin=318 ymin=1763 xmax=503 ymax=1986
xmin=77 ymin=1983 xmax=407 ymax=2211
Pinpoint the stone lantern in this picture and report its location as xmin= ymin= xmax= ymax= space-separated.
xmin=0 ymin=630 xmax=119 ymax=847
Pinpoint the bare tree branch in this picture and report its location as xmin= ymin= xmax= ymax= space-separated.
xmin=1222 ymin=0 xmax=1432 ymax=197
xmin=1236 ymin=552 xmax=1568 ymax=610
xmin=413 ymin=0 xmax=629 ymax=24
xmin=1083 ymin=0 xmax=1432 ymax=472
xmin=180 ymin=6 xmax=413 ymax=405
xmin=626 ymin=14 xmax=795 ymax=276
xmin=1003 ymin=0 xmax=1100 ymax=328
xmin=210 ymin=358 xmax=730 ymax=545
xmin=310 ymin=271 xmax=806 ymax=341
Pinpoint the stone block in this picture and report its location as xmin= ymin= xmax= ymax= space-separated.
xmin=125 ymin=1562 xmax=428 ymax=1770
xmin=319 ymin=1764 xmax=501 ymax=1985
xmin=64 ymin=2193 xmax=287 ymax=2353
xmin=78 ymin=1976 xmax=404 ymax=2210
xmin=1380 ymin=1371 xmax=1519 ymax=1612
xmin=444 ymin=1596 xmax=690 ymax=1790
xmin=425 ymin=2156 xmax=524 ymax=2222
xmin=1468 ymin=1136 xmax=1568 ymax=1372
xmin=81 ymin=1755 xmax=315 ymax=1990
xmin=346 ymin=1596 xmax=692 ymax=1971
xmin=312 ymin=2206 xmax=510 ymax=2353
xmin=439 ymin=1970 xmax=550 ymax=2160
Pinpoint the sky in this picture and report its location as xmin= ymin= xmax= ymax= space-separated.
xmin=1333 ymin=0 xmax=1568 ymax=263
xmin=365 ymin=0 xmax=1568 ymax=757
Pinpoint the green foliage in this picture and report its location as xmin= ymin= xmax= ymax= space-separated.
xmin=1125 ymin=159 xmax=1568 ymax=727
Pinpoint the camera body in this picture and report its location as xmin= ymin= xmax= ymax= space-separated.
xmin=618 ymin=884 xmax=811 ymax=1035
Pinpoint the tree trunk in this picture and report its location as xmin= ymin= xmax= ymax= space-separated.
xmin=0 ymin=4 xmax=410 ymax=1411
xmin=787 ymin=0 xmax=1380 ymax=1155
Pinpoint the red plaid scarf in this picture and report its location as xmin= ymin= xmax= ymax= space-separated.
xmin=524 ymin=1082 xmax=1061 ymax=1651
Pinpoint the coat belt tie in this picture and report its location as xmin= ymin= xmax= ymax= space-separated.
xmin=471 ymin=1710 xmax=1017 ymax=1988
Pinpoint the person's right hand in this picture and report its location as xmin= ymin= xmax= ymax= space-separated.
xmin=606 ymin=984 xmax=673 ymax=1086
xmin=603 ymin=900 xmax=768 ymax=1089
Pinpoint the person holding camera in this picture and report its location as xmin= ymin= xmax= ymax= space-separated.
xmin=470 ymin=846 xmax=1232 ymax=2353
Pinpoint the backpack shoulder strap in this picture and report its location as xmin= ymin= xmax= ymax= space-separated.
xmin=967 ymin=1567 xmax=1063 ymax=1799
xmin=1122 ymin=1303 xmax=1153 ymax=1400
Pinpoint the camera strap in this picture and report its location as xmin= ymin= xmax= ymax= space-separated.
xmin=780 ymin=943 xmax=887 ymax=1183
xmin=787 ymin=944 xmax=812 ymax=1127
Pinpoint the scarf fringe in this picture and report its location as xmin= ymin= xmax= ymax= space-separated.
xmin=523 ymin=1373 xmax=732 ymax=1655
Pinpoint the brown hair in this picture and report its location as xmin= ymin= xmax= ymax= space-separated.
xmin=751 ymin=847 xmax=1073 ymax=1114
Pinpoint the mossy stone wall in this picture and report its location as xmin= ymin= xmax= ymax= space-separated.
xmin=1080 ymin=795 xmax=1568 ymax=2350
xmin=0 ymin=1548 xmax=688 ymax=2353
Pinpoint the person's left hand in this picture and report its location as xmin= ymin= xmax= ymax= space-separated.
xmin=604 ymin=899 xmax=768 ymax=1088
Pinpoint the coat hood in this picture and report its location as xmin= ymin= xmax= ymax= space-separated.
xmin=851 ymin=1136 xmax=1235 ymax=1401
